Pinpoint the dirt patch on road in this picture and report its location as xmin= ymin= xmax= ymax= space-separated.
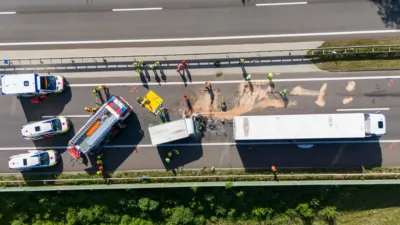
xmin=179 ymin=88 xmax=220 ymax=113
xmin=315 ymin=83 xmax=328 ymax=107
xmin=343 ymin=97 xmax=354 ymax=104
xmin=184 ymin=82 xmax=297 ymax=120
xmin=346 ymin=81 xmax=356 ymax=92
xmin=290 ymin=86 xmax=320 ymax=96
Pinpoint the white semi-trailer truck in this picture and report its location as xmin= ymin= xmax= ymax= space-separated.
xmin=233 ymin=113 xmax=386 ymax=145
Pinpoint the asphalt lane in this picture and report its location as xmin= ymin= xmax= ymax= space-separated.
xmin=0 ymin=72 xmax=399 ymax=173
xmin=0 ymin=0 xmax=396 ymax=49
xmin=0 ymin=0 xmax=244 ymax=12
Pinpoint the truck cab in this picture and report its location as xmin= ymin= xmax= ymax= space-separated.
xmin=364 ymin=113 xmax=386 ymax=137
xmin=1 ymin=73 xmax=65 ymax=97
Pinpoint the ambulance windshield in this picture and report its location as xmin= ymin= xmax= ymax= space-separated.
xmin=39 ymin=76 xmax=57 ymax=91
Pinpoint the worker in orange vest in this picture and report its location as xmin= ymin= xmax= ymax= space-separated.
xmin=271 ymin=165 xmax=277 ymax=173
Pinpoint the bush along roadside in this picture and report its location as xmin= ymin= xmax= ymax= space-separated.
xmin=3 ymin=167 xmax=400 ymax=188
xmin=306 ymin=38 xmax=400 ymax=71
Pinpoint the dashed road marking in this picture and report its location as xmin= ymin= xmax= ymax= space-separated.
xmin=112 ymin=7 xmax=163 ymax=12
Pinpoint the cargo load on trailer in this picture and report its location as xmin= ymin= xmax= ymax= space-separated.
xmin=68 ymin=96 xmax=133 ymax=159
xmin=233 ymin=113 xmax=386 ymax=142
xmin=148 ymin=114 xmax=207 ymax=146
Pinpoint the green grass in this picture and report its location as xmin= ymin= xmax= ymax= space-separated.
xmin=307 ymin=38 xmax=400 ymax=70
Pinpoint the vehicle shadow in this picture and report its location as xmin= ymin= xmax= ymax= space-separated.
xmin=32 ymin=123 xmax=76 ymax=155
xmin=369 ymin=0 xmax=400 ymax=28
xmin=19 ymin=86 xmax=72 ymax=122
xmin=85 ymin=112 xmax=145 ymax=174
xmin=236 ymin=138 xmax=382 ymax=171
xmin=157 ymin=137 xmax=203 ymax=171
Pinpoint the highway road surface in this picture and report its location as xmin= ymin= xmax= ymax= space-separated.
xmin=1 ymin=70 xmax=400 ymax=174
xmin=0 ymin=0 xmax=398 ymax=49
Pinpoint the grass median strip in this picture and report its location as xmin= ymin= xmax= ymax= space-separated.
xmin=2 ymin=167 xmax=400 ymax=188
xmin=307 ymin=38 xmax=400 ymax=71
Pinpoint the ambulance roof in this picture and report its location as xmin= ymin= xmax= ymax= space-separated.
xmin=1 ymin=74 xmax=39 ymax=95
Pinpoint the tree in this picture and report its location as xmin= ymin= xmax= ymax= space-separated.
xmin=295 ymin=203 xmax=314 ymax=219
xmin=120 ymin=215 xmax=131 ymax=225
xmin=167 ymin=206 xmax=195 ymax=225
xmin=66 ymin=208 xmax=78 ymax=225
xmin=137 ymin=198 xmax=159 ymax=212
xmin=76 ymin=205 xmax=107 ymax=225
xmin=129 ymin=218 xmax=153 ymax=225
xmin=318 ymin=206 xmax=337 ymax=222
xmin=252 ymin=207 xmax=273 ymax=220
xmin=215 ymin=206 xmax=227 ymax=216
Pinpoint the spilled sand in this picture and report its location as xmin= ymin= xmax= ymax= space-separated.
xmin=290 ymin=86 xmax=320 ymax=96
xmin=181 ymin=82 xmax=297 ymax=120
xmin=342 ymin=97 xmax=354 ymax=104
xmin=346 ymin=81 xmax=356 ymax=92
xmin=315 ymin=83 xmax=327 ymax=107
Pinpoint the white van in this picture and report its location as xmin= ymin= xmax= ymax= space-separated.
xmin=1 ymin=73 xmax=65 ymax=97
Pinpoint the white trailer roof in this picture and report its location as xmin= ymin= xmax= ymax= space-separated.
xmin=149 ymin=119 xmax=190 ymax=145
xmin=233 ymin=113 xmax=366 ymax=140
xmin=1 ymin=74 xmax=38 ymax=95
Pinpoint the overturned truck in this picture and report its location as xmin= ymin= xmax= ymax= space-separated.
xmin=148 ymin=114 xmax=207 ymax=146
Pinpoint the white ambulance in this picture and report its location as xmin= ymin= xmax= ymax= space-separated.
xmin=1 ymin=73 xmax=65 ymax=97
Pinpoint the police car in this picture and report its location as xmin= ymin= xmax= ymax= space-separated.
xmin=21 ymin=116 xmax=71 ymax=140
xmin=1 ymin=73 xmax=65 ymax=97
xmin=8 ymin=150 xmax=59 ymax=171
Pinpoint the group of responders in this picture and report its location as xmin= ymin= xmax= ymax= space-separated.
xmin=84 ymin=85 xmax=107 ymax=112
xmin=131 ymin=58 xmax=263 ymax=74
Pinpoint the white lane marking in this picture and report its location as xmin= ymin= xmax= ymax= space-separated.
xmin=337 ymin=108 xmax=390 ymax=112
xmin=69 ymin=75 xmax=400 ymax=87
xmin=112 ymin=7 xmax=162 ymax=12
xmin=256 ymin=2 xmax=307 ymax=7
xmin=0 ymin=139 xmax=397 ymax=151
xmin=0 ymin=30 xmax=399 ymax=46
xmin=0 ymin=12 xmax=16 ymax=15
xmin=42 ymin=115 xmax=90 ymax=118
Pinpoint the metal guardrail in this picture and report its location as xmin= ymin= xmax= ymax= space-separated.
xmin=3 ymin=180 xmax=400 ymax=192
xmin=0 ymin=44 xmax=399 ymax=74
xmin=1 ymin=172 xmax=399 ymax=192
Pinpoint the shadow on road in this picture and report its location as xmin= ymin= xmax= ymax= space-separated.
xmin=85 ymin=112 xmax=145 ymax=173
xmin=32 ymin=123 xmax=76 ymax=155
xmin=236 ymin=138 xmax=382 ymax=171
xmin=157 ymin=137 xmax=203 ymax=171
xmin=19 ymin=86 xmax=72 ymax=122
xmin=370 ymin=0 xmax=400 ymax=28
xmin=3 ymin=55 xmax=314 ymax=74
